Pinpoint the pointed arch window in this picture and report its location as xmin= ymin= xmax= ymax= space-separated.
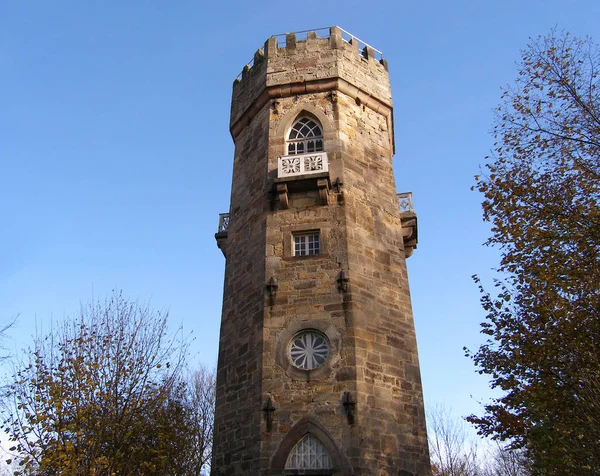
xmin=285 ymin=433 xmax=333 ymax=471
xmin=287 ymin=117 xmax=324 ymax=155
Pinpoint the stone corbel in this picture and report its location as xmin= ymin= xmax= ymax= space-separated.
xmin=266 ymin=276 xmax=278 ymax=306
xmin=276 ymin=183 xmax=289 ymax=209
xmin=317 ymin=178 xmax=329 ymax=206
xmin=271 ymin=99 xmax=280 ymax=114
xmin=400 ymin=213 xmax=418 ymax=258
xmin=337 ymin=270 xmax=349 ymax=293
xmin=332 ymin=177 xmax=344 ymax=204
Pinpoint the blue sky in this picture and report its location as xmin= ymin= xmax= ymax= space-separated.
xmin=1 ymin=0 xmax=599 ymax=436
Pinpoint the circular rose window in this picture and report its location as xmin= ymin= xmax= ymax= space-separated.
xmin=288 ymin=330 xmax=330 ymax=370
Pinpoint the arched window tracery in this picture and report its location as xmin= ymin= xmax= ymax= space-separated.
xmin=285 ymin=433 xmax=333 ymax=471
xmin=287 ymin=117 xmax=324 ymax=155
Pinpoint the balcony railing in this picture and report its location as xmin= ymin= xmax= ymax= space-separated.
xmin=397 ymin=192 xmax=414 ymax=213
xmin=277 ymin=152 xmax=329 ymax=179
xmin=217 ymin=213 xmax=229 ymax=233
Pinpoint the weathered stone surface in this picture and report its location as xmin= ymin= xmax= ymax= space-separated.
xmin=213 ymin=27 xmax=430 ymax=476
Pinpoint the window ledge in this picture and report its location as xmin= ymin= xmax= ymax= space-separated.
xmin=282 ymin=253 xmax=330 ymax=262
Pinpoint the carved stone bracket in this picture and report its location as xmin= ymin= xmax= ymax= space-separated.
xmin=276 ymin=183 xmax=289 ymax=209
xmin=266 ymin=276 xmax=279 ymax=306
xmin=273 ymin=172 xmax=330 ymax=209
xmin=215 ymin=232 xmax=228 ymax=257
xmin=332 ymin=177 xmax=344 ymax=204
xmin=400 ymin=212 xmax=418 ymax=258
xmin=317 ymin=178 xmax=329 ymax=206
xmin=337 ymin=270 xmax=349 ymax=293
xmin=332 ymin=177 xmax=343 ymax=193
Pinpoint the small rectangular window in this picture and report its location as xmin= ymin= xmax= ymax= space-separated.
xmin=294 ymin=232 xmax=320 ymax=256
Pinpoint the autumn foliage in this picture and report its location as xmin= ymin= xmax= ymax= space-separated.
xmin=468 ymin=30 xmax=600 ymax=473
xmin=2 ymin=293 xmax=214 ymax=475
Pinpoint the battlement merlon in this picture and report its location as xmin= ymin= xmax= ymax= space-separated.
xmin=229 ymin=26 xmax=394 ymax=147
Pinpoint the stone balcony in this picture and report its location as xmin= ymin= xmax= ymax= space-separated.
xmin=215 ymin=213 xmax=229 ymax=256
xmin=274 ymin=152 xmax=330 ymax=209
xmin=216 ymin=193 xmax=417 ymax=258
xmin=398 ymin=192 xmax=418 ymax=258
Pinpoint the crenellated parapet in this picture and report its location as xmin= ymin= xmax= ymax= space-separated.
xmin=230 ymin=27 xmax=393 ymax=143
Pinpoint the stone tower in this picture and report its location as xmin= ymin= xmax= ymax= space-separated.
xmin=213 ymin=27 xmax=429 ymax=475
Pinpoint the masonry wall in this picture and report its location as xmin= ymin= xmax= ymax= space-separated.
xmin=260 ymin=91 xmax=360 ymax=472
xmin=336 ymin=91 xmax=429 ymax=474
xmin=212 ymin=103 xmax=270 ymax=473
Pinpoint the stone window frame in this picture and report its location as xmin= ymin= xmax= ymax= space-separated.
xmin=270 ymin=416 xmax=350 ymax=475
xmin=285 ymin=433 xmax=333 ymax=471
xmin=283 ymin=223 xmax=328 ymax=260
xmin=287 ymin=328 xmax=330 ymax=371
xmin=293 ymin=230 xmax=320 ymax=257
xmin=275 ymin=319 xmax=341 ymax=382
xmin=286 ymin=116 xmax=324 ymax=156
xmin=274 ymin=104 xmax=336 ymax=159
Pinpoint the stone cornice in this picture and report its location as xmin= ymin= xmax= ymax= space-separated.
xmin=230 ymin=77 xmax=395 ymax=152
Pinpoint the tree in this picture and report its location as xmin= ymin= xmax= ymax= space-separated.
xmin=175 ymin=367 xmax=215 ymax=475
xmin=1 ymin=292 xmax=214 ymax=475
xmin=428 ymin=405 xmax=481 ymax=476
xmin=468 ymin=29 xmax=600 ymax=473
xmin=486 ymin=443 xmax=531 ymax=476
xmin=427 ymin=405 xmax=531 ymax=476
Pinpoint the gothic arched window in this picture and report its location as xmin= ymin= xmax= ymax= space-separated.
xmin=285 ymin=433 xmax=333 ymax=471
xmin=287 ymin=117 xmax=324 ymax=155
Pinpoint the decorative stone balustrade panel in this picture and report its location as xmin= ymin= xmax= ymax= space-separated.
xmin=397 ymin=192 xmax=414 ymax=213
xmin=218 ymin=213 xmax=230 ymax=233
xmin=277 ymin=152 xmax=329 ymax=179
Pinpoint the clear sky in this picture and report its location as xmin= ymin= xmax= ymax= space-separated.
xmin=1 ymin=0 xmax=599 ymax=438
